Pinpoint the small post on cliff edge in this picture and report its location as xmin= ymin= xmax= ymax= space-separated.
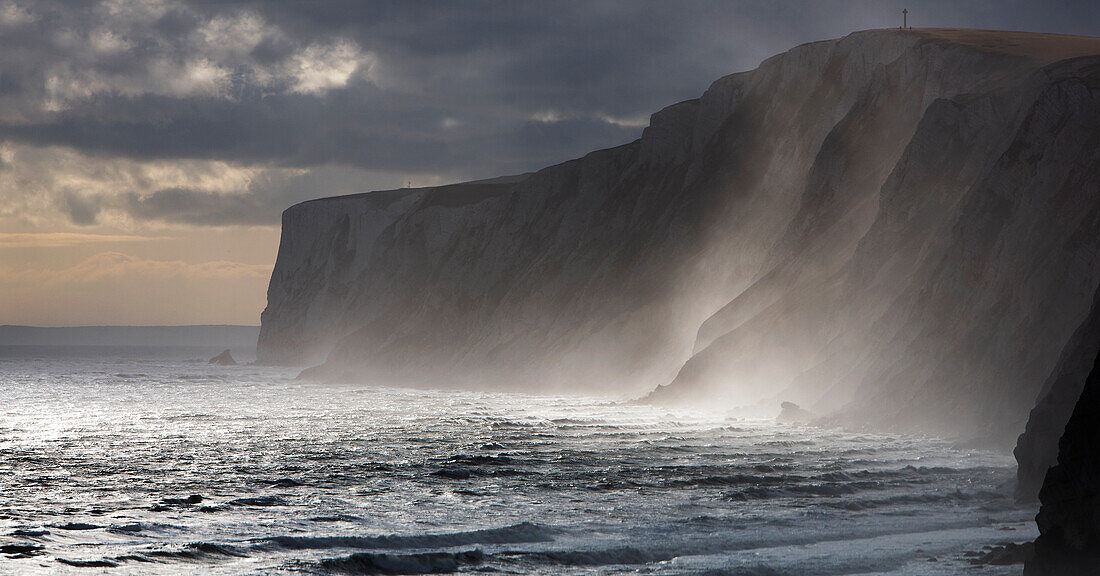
xmin=902 ymin=8 xmax=908 ymax=30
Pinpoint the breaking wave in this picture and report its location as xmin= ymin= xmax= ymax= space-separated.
xmin=262 ymin=522 xmax=557 ymax=551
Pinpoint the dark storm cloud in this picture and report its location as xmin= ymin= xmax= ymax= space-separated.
xmin=57 ymin=190 xmax=100 ymax=226
xmin=0 ymin=0 xmax=1097 ymax=226
xmin=116 ymin=167 xmax=405 ymax=227
xmin=2 ymin=87 xmax=639 ymax=176
xmin=0 ymin=0 xmax=740 ymax=176
xmin=121 ymin=187 xmax=284 ymax=227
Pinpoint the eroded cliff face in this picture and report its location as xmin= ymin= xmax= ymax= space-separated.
xmin=260 ymin=29 xmax=1100 ymax=440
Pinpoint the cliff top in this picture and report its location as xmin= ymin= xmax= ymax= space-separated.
xmin=293 ymin=173 xmax=532 ymax=212
xmin=898 ymin=28 xmax=1100 ymax=65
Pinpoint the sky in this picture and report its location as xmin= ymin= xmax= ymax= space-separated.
xmin=1 ymin=0 xmax=1097 ymax=326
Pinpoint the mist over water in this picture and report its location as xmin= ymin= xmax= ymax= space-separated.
xmin=0 ymin=349 xmax=1035 ymax=575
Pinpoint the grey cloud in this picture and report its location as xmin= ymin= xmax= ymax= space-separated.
xmin=1 ymin=0 xmax=1098 ymax=228
xmin=0 ymin=1 xmax=843 ymax=176
xmin=151 ymin=6 xmax=202 ymax=37
xmin=250 ymin=34 xmax=297 ymax=65
xmin=120 ymin=187 xmax=261 ymax=227
xmin=58 ymin=191 xmax=101 ymax=226
xmin=1 ymin=79 xmax=639 ymax=177
xmin=115 ymin=166 xmax=410 ymax=227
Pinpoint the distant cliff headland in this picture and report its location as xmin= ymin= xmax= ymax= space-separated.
xmin=258 ymin=29 xmax=1100 ymax=500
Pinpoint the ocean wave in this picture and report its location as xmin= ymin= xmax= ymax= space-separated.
xmin=489 ymin=421 xmax=536 ymax=430
xmin=140 ymin=542 xmax=249 ymax=561
xmin=107 ymin=523 xmax=144 ymax=534
xmin=550 ymin=418 xmax=603 ymax=425
xmin=320 ymin=549 xmax=484 ymax=574
xmin=823 ymin=490 xmax=997 ymax=511
xmin=57 ymin=558 xmax=119 ymax=568
xmin=52 ymin=522 xmax=101 ymax=531
xmin=8 ymin=528 xmax=50 ymax=538
xmin=669 ymin=474 xmax=806 ymax=489
xmin=448 ymin=453 xmax=518 ymax=464
xmin=723 ymin=481 xmax=873 ymax=501
xmin=429 ymin=466 xmax=527 ymax=480
xmin=228 ymin=496 xmax=287 ymax=507
xmin=259 ymin=477 xmax=305 ymax=488
xmin=692 ymin=567 xmax=786 ymax=576
xmin=112 ymin=554 xmax=158 ymax=563
xmin=1 ymin=543 xmax=44 ymax=556
xmin=501 ymin=546 xmax=676 ymax=566
xmin=430 ymin=468 xmax=475 ymax=480
xmin=309 ymin=515 xmax=363 ymax=523
xmin=262 ymin=522 xmax=557 ymax=551
xmin=161 ymin=413 xmax=219 ymax=421
xmin=895 ymin=465 xmax=957 ymax=475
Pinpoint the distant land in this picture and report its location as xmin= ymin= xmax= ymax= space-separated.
xmin=0 ymin=325 xmax=259 ymax=349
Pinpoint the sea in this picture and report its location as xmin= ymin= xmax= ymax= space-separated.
xmin=0 ymin=345 xmax=1037 ymax=575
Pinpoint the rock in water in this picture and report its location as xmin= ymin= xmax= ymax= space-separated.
xmin=1025 ymin=349 xmax=1100 ymax=575
xmin=776 ymin=402 xmax=813 ymax=424
xmin=209 ymin=349 xmax=236 ymax=366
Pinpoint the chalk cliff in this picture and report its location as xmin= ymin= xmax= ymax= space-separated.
xmin=260 ymin=29 xmax=1100 ymax=446
xmin=655 ymin=44 xmax=1100 ymax=446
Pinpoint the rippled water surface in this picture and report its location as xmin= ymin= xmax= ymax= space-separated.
xmin=1 ymin=348 xmax=1036 ymax=575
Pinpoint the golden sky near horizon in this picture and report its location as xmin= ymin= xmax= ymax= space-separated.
xmin=0 ymin=223 xmax=279 ymax=327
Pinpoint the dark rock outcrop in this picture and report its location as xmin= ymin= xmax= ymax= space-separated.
xmin=209 ymin=349 xmax=236 ymax=366
xmin=259 ymin=29 xmax=1100 ymax=443
xmin=1016 ymin=285 xmax=1100 ymax=501
xmin=776 ymin=402 xmax=813 ymax=424
xmin=967 ymin=542 xmax=1034 ymax=567
xmin=1024 ymin=349 xmax=1100 ymax=575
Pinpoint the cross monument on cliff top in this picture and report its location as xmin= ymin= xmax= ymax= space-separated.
xmin=902 ymin=8 xmax=909 ymax=29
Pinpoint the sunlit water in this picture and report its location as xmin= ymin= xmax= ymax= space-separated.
xmin=0 ymin=347 xmax=1037 ymax=575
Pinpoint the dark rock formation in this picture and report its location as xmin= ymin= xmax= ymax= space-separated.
xmin=1016 ymin=285 xmax=1100 ymax=501
xmin=259 ymin=28 xmax=1100 ymax=443
xmin=776 ymin=401 xmax=813 ymax=424
xmin=1024 ymin=349 xmax=1100 ymax=575
xmin=160 ymin=495 xmax=203 ymax=507
xmin=966 ymin=542 xmax=1034 ymax=567
xmin=209 ymin=349 xmax=236 ymax=366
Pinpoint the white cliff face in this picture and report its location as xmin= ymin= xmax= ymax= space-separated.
xmin=259 ymin=188 xmax=426 ymax=366
xmin=658 ymin=55 xmax=1100 ymax=444
xmin=259 ymin=29 xmax=1100 ymax=444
